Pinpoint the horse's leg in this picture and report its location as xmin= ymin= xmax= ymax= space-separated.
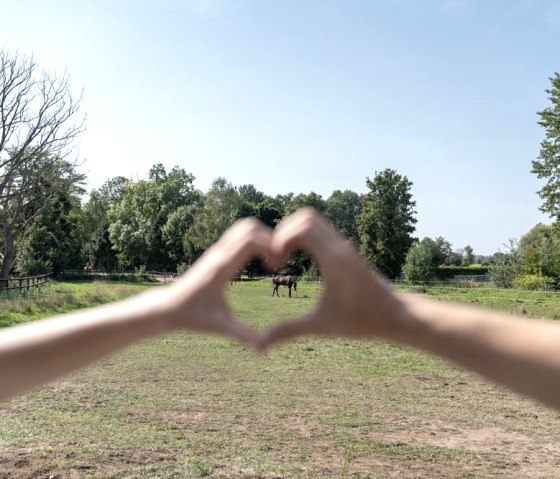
xmin=272 ymin=284 xmax=278 ymax=296
xmin=288 ymin=285 xmax=292 ymax=298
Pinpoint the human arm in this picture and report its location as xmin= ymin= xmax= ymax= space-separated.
xmin=0 ymin=218 xmax=271 ymax=401
xmin=260 ymin=208 xmax=560 ymax=409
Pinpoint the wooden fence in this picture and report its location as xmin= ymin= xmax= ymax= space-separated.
xmin=0 ymin=273 xmax=52 ymax=293
xmin=59 ymin=270 xmax=179 ymax=283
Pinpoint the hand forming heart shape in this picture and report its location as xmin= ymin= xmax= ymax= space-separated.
xmin=161 ymin=208 xmax=409 ymax=352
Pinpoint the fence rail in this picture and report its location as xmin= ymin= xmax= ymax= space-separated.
xmin=0 ymin=273 xmax=52 ymax=293
xmin=59 ymin=270 xmax=179 ymax=283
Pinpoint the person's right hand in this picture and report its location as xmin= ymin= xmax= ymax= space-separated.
xmin=259 ymin=208 xmax=413 ymax=350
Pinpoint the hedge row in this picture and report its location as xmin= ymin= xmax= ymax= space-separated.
xmin=435 ymin=265 xmax=489 ymax=280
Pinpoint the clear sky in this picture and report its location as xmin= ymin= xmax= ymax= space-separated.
xmin=1 ymin=0 xmax=558 ymax=254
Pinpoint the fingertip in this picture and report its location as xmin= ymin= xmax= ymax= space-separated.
xmin=262 ymin=256 xmax=277 ymax=272
xmin=265 ymin=252 xmax=288 ymax=272
xmin=262 ymin=318 xmax=313 ymax=345
xmin=253 ymin=341 xmax=270 ymax=356
xmin=223 ymin=319 xmax=261 ymax=348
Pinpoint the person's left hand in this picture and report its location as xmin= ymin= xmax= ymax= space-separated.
xmin=160 ymin=217 xmax=273 ymax=348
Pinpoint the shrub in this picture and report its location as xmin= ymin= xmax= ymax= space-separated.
xmin=513 ymin=274 xmax=555 ymax=291
xmin=18 ymin=257 xmax=52 ymax=276
xmin=302 ymin=263 xmax=321 ymax=281
xmin=403 ymin=243 xmax=436 ymax=283
xmin=489 ymin=245 xmax=522 ymax=288
xmin=176 ymin=262 xmax=188 ymax=275
xmin=134 ymin=265 xmax=147 ymax=275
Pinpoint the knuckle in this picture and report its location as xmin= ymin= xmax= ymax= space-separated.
xmin=233 ymin=217 xmax=261 ymax=235
xmin=327 ymin=238 xmax=355 ymax=263
xmin=245 ymin=217 xmax=263 ymax=231
xmin=299 ymin=206 xmax=319 ymax=221
xmin=299 ymin=210 xmax=321 ymax=229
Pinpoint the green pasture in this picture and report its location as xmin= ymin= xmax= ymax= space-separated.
xmin=395 ymin=281 xmax=560 ymax=319
xmin=0 ymin=280 xmax=155 ymax=328
xmin=1 ymin=280 xmax=560 ymax=478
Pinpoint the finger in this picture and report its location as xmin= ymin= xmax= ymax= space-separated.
xmin=220 ymin=315 xmax=262 ymax=349
xmin=209 ymin=218 xmax=273 ymax=283
xmin=257 ymin=314 xmax=318 ymax=351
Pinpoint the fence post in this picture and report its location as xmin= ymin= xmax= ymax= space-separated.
xmin=0 ymin=274 xmax=50 ymax=294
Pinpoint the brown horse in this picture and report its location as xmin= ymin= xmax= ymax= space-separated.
xmin=272 ymin=275 xmax=298 ymax=298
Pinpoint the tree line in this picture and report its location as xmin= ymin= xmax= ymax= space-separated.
xmin=2 ymin=48 xmax=560 ymax=288
xmin=403 ymin=71 xmax=560 ymax=289
xmin=0 ymin=49 xmax=421 ymax=280
xmin=11 ymin=165 xmax=420 ymax=280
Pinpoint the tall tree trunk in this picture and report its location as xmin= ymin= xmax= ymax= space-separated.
xmin=1 ymin=232 xmax=15 ymax=281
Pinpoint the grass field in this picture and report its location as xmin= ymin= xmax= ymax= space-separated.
xmin=1 ymin=280 xmax=560 ymax=478
xmin=0 ymin=280 xmax=156 ymax=328
xmin=395 ymin=282 xmax=560 ymax=319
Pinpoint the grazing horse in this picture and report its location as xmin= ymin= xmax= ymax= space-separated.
xmin=272 ymin=275 xmax=298 ymax=298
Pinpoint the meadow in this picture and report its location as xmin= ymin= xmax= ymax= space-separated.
xmin=1 ymin=280 xmax=560 ymax=478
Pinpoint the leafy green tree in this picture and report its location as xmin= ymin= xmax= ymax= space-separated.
xmin=233 ymin=186 xmax=283 ymax=276
xmin=19 ymin=187 xmax=84 ymax=275
xmin=81 ymin=177 xmax=127 ymax=271
xmin=403 ymin=236 xmax=453 ymax=282
xmin=109 ymin=164 xmax=201 ymax=270
xmin=403 ymin=240 xmax=437 ymax=283
xmin=489 ymin=240 xmax=522 ymax=288
xmin=325 ymin=190 xmax=362 ymax=245
xmin=237 ymin=184 xmax=284 ymax=228
xmin=532 ymin=73 xmax=560 ymax=220
xmin=519 ymin=223 xmax=560 ymax=278
xmin=237 ymin=183 xmax=266 ymax=219
xmin=108 ymin=182 xmax=155 ymax=269
xmin=0 ymin=49 xmax=84 ymax=278
xmin=273 ymin=193 xmax=294 ymax=216
xmin=463 ymin=245 xmax=475 ymax=266
xmin=357 ymin=169 xmax=417 ymax=279
xmin=0 ymin=155 xmax=84 ymax=278
xmin=284 ymin=192 xmax=327 ymax=216
xmin=161 ymin=204 xmax=198 ymax=266
xmin=432 ymin=237 xmax=452 ymax=266
xmin=255 ymin=196 xmax=283 ymax=228
xmin=183 ymin=178 xmax=241 ymax=265
xmin=476 ymin=254 xmax=492 ymax=266
xmin=281 ymin=192 xmax=327 ymax=275
xmin=445 ymin=251 xmax=463 ymax=266
xmin=238 ymin=184 xmax=265 ymax=205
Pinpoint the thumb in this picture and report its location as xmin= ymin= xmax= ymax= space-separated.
xmin=257 ymin=313 xmax=320 ymax=352
xmin=220 ymin=314 xmax=262 ymax=349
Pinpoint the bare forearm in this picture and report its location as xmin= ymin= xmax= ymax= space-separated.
xmin=395 ymin=294 xmax=560 ymax=408
xmin=0 ymin=289 xmax=173 ymax=401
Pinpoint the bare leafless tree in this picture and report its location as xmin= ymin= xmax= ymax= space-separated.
xmin=0 ymin=49 xmax=85 ymax=279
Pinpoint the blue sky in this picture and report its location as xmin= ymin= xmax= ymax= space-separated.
xmin=1 ymin=0 xmax=558 ymax=254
